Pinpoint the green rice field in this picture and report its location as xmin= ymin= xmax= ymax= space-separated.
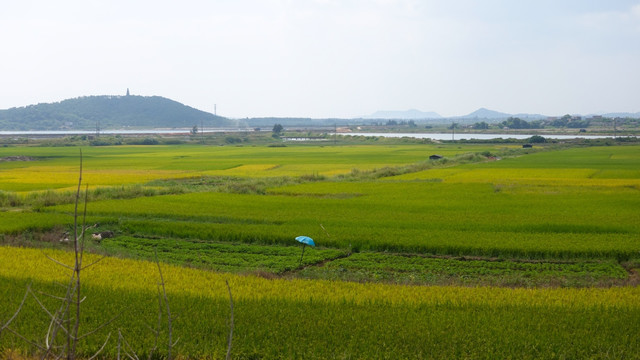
xmin=1 ymin=139 xmax=640 ymax=358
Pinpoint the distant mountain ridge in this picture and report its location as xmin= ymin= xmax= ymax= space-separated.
xmin=364 ymin=109 xmax=442 ymax=119
xmin=0 ymin=95 xmax=231 ymax=131
xmin=602 ymin=112 xmax=640 ymax=118
xmin=452 ymin=108 xmax=546 ymax=120
xmin=365 ymin=108 xmax=547 ymax=121
xmin=458 ymin=107 xmax=511 ymax=119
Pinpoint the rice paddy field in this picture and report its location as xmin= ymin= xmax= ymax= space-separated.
xmin=1 ymin=140 xmax=640 ymax=358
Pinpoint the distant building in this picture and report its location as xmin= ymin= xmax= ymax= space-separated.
xmin=429 ymin=154 xmax=443 ymax=160
xmin=126 ymin=88 xmax=130 ymax=96
xmin=522 ymin=144 xmax=533 ymax=148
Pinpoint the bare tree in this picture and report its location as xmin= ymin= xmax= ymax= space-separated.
xmin=2 ymin=150 xmax=235 ymax=359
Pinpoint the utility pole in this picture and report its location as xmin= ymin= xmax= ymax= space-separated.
xmin=96 ymin=120 xmax=100 ymax=138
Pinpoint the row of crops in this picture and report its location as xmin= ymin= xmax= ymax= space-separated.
xmin=102 ymin=235 xmax=347 ymax=273
xmin=97 ymin=236 xmax=629 ymax=287
xmin=40 ymin=177 xmax=640 ymax=259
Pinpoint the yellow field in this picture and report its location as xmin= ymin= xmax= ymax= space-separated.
xmin=3 ymin=246 xmax=639 ymax=309
xmin=0 ymin=166 xmax=197 ymax=192
xmin=394 ymin=167 xmax=640 ymax=188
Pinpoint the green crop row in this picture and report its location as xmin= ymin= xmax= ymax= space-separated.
xmin=299 ymin=252 xmax=629 ymax=287
xmin=101 ymin=236 xmax=346 ymax=273
xmin=0 ymin=211 xmax=84 ymax=235
xmin=42 ymin=174 xmax=640 ymax=259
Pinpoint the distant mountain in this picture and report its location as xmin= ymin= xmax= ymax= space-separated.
xmin=602 ymin=112 xmax=640 ymax=118
xmin=0 ymin=95 xmax=231 ymax=131
xmin=459 ymin=108 xmax=511 ymax=119
xmin=512 ymin=113 xmax=548 ymax=120
xmin=453 ymin=108 xmax=547 ymax=122
xmin=364 ymin=109 xmax=442 ymax=119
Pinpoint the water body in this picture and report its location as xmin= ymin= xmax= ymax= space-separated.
xmin=0 ymin=129 xmax=618 ymax=140
xmin=341 ymin=132 xmax=614 ymax=141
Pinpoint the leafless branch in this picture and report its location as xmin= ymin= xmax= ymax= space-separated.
xmin=86 ymin=332 xmax=112 ymax=360
xmin=320 ymin=223 xmax=331 ymax=238
xmin=77 ymin=310 xmax=124 ymax=340
xmin=44 ymin=254 xmax=74 ymax=271
xmin=52 ymin=281 xmax=70 ymax=289
xmin=118 ymin=329 xmax=140 ymax=360
xmin=5 ymin=326 xmax=46 ymax=351
xmin=70 ymin=149 xmax=85 ymax=359
xmin=225 ymin=280 xmax=234 ymax=360
xmin=144 ymin=286 xmax=163 ymax=360
xmin=80 ymin=255 xmax=107 ymax=271
xmin=79 ymin=184 xmax=89 ymax=265
xmin=36 ymin=290 xmax=69 ymax=302
xmin=7 ymin=150 xmax=125 ymax=360
xmin=0 ymin=284 xmax=31 ymax=338
xmin=154 ymin=248 xmax=173 ymax=360
xmin=29 ymin=289 xmax=67 ymax=332
xmin=46 ymin=315 xmax=55 ymax=349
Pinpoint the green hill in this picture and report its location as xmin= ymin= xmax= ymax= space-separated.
xmin=0 ymin=95 xmax=232 ymax=130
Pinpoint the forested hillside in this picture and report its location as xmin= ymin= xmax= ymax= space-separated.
xmin=0 ymin=95 xmax=231 ymax=130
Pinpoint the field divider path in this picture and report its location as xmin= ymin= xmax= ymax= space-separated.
xmin=282 ymin=250 xmax=354 ymax=275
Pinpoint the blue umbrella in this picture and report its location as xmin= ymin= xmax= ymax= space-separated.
xmin=296 ymin=236 xmax=315 ymax=264
xmin=295 ymin=236 xmax=315 ymax=247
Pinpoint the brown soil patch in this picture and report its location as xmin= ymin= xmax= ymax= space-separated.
xmin=0 ymin=156 xmax=37 ymax=162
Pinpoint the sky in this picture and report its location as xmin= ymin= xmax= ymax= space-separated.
xmin=1 ymin=0 xmax=639 ymax=118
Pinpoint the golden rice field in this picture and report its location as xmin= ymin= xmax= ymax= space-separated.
xmin=2 ymin=246 xmax=640 ymax=358
xmin=4 ymin=247 xmax=640 ymax=308
xmin=0 ymin=143 xmax=501 ymax=192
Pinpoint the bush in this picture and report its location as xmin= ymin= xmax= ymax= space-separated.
xmin=225 ymin=136 xmax=243 ymax=144
xmin=528 ymin=135 xmax=546 ymax=143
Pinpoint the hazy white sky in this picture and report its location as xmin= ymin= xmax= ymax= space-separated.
xmin=1 ymin=0 xmax=639 ymax=118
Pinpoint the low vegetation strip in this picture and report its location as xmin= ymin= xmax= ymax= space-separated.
xmin=299 ymin=252 xmax=630 ymax=287
xmin=101 ymin=236 xmax=347 ymax=273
